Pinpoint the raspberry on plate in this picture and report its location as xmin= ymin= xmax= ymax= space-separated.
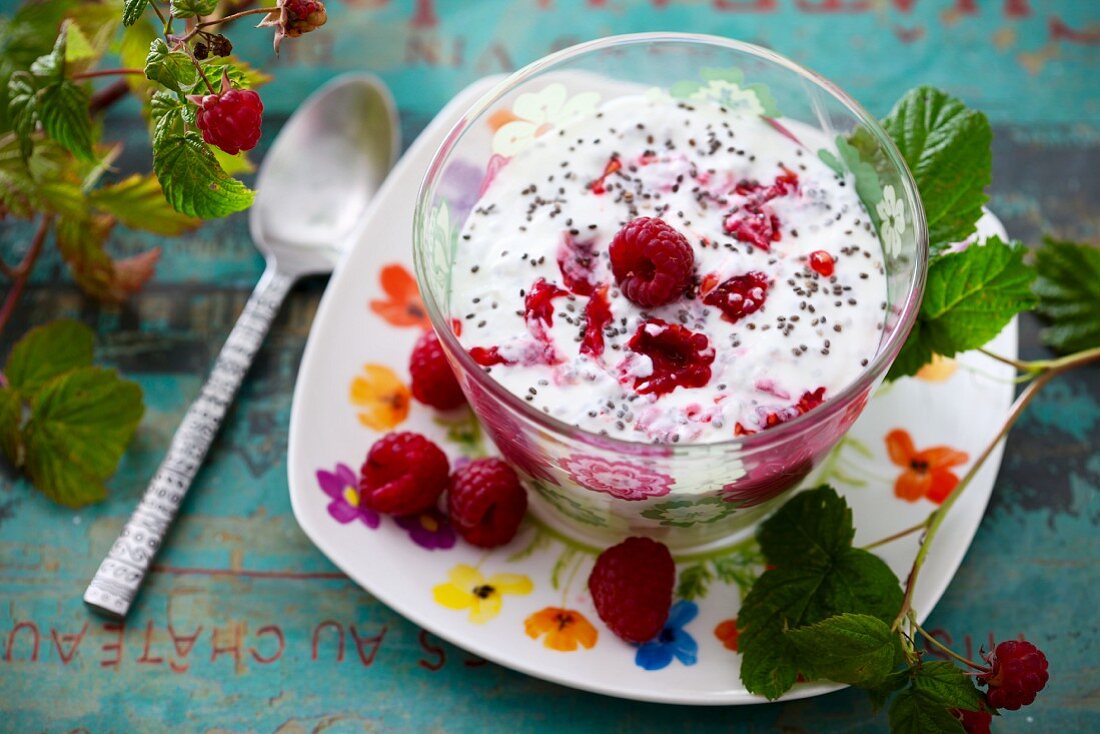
xmin=626 ymin=319 xmax=715 ymax=396
xmin=609 ymin=217 xmax=695 ymax=308
xmin=447 ymin=458 xmax=528 ymax=547
xmin=189 ymin=72 xmax=263 ymax=155
xmin=978 ymin=639 xmax=1050 ymax=710
xmin=588 ymin=536 xmax=675 ymax=643
xmin=359 ymin=432 xmax=450 ymax=515
xmin=701 ymin=271 xmax=769 ymax=324
xmin=409 ymin=329 xmax=467 ymax=410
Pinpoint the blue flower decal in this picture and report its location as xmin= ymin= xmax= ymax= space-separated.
xmin=634 ymin=600 xmax=699 ymax=671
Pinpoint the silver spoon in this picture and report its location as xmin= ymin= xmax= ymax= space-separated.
xmin=84 ymin=74 xmax=399 ymax=619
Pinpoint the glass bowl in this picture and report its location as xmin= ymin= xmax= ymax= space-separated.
xmin=413 ymin=33 xmax=926 ymax=549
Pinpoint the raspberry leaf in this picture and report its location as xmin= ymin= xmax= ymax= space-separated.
xmin=757 ymin=485 xmax=854 ymax=567
xmin=8 ymin=72 xmax=40 ymax=160
xmin=912 ymin=662 xmax=993 ymax=713
xmin=122 ymin=0 xmax=151 ymax=26
xmin=153 ymin=130 xmax=254 ymax=218
xmin=1033 ymin=238 xmax=1100 ymax=353
xmin=22 ymin=366 xmax=144 ymax=507
xmin=786 ymin=613 xmax=903 ymax=687
xmin=5 ymin=319 xmax=94 ymax=398
xmin=889 ymin=687 xmax=967 ymax=734
xmin=866 ymin=669 xmax=911 ymax=712
xmin=37 ymin=79 xmax=94 ymax=160
xmin=144 ymin=38 xmax=197 ymax=94
xmin=89 ymin=174 xmax=201 ymax=235
xmin=882 ymin=86 xmax=992 ymax=251
xmin=888 ymin=236 xmax=1037 ymax=379
xmin=0 ymin=388 xmax=23 ymax=467
xmin=170 ymin=0 xmax=218 ymax=19
xmin=201 ymin=57 xmax=272 ymax=91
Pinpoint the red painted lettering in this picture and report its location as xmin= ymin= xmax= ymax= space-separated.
xmin=100 ymin=622 xmax=125 ymax=669
xmin=1050 ymin=16 xmax=1100 ymax=45
xmin=921 ymin=627 xmax=954 ymax=661
xmin=795 ymin=0 xmax=871 ymax=12
xmin=713 ymin=0 xmax=776 ymax=11
xmin=349 ymin=625 xmax=387 ymax=667
xmin=137 ymin=620 xmax=164 ymax=666
xmin=210 ymin=623 xmax=245 ymax=673
xmin=168 ymin=623 xmax=203 ymax=673
xmin=411 ymin=0 xmax=438 ymax=28
xmin=4 ymin=621 xmax=40 ymax=662
xmin=50 ymin=623 xmax=89 ymax=664
xmin=417 ymin=629 xmax=446 ymax=671
xmin=953 ymin=0 xmax=1029 ymax=15
xmin=311 ymin=620 xmax=345 ymax=662
xmin=406 ymin=36 xmax=441 ymax=66
xmin=464 ymin=655 xmax=488 ymax=667
xmin=249 ymin=625 xmax=285 ymax=665
xmin=476 ymin=43 xmax=515 ymax=74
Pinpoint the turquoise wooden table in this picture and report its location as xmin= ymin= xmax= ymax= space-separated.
xmin=2 ymin=1 xmax=1098 ymax=731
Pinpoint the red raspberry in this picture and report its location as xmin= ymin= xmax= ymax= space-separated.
xmin=557 ymin=231 xmax=599 ymax=296
xmin=609 ymin=217 xmax=695 ymax=308
xmin=447 ymin=458 xmax=528 ymax=547
xmin=284 ymin=0 xmax=328 ymax=37
xmin=580 ymin=285 xmax=613 ymax=358
xmin=409 ymin=329 xmax=466 ymax=410
xmin=952 ymin=709 xmax=992 ymax=734
xmin=627 ymin=319 xmax=715 ymax=396
xmin=808 ymin=250 xmax=835 ymax=277
xmin=588 ymin=537 xmax=675 ymax=643
xmin=723 ymin=202 xmax=781 ymax=251
xmin=359 ymin=432 xmax=449 ymax=515
xmin=191 ymin=78 xmax=263 ymax=155
xmin=978 ymin=640 xmax=1049 ymax=710
xmin=701 ymin=271 xmax=769 ymax=324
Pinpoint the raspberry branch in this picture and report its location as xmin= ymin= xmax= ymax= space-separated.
xmin=0 ymin=215 xmax=54 ymax=339
xmin=176 ymin=7 xmax=280 ymax=43
xmin=70 ymin=68 xmax=145 ymax=80
xmin=912 ymin=619 xmax=987 ymax=672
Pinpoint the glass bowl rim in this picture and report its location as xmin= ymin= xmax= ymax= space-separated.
xmin=413 ymin=31 xmax=928 ymax=454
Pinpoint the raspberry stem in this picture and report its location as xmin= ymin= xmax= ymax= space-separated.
xmin=892 ymin=344 xmax=1100 ymax=630
xmin=912 ymin=619 xmax=989 ymax=672
xmin=70 ymin=68 xmax=145 ymax=80
xmin=177 ymin=7 xmax=280 ymax=43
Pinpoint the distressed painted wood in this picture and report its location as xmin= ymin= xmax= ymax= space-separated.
xmin=1 ymin=1 xmax=1098 ymax=731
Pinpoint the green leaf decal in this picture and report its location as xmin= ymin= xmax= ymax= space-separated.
xmin=1033 ymin=238 xmax=1100 ymax=353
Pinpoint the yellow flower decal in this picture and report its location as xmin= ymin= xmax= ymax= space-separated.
xmin=432 ymin=564 xmax=533 ymax=624
xmin=491 ymin=83 xmax=600 ymax=157
xmin=916 ymin=353 xmax=958 ymax=382
xmin=350 ymin=364 xmax=410 ymax=430
xmin=524 ymin=607 xmax=598 ymax=652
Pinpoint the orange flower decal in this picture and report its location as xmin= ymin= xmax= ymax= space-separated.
xmin=350 ymin=364 xmax=410 ymax=430
xmin=714 ymin=619 xmax=739 ymax=652
xmin=524 ymin=607 xmax=598 ymax=652
xmin=369 ymin=264 xmax=430 ymax=328
xmin=885 ymin=429 xmax=969 ymax=504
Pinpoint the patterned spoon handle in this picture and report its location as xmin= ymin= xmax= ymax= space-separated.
xmin=83 ymin=267 xmax=295 ymax=619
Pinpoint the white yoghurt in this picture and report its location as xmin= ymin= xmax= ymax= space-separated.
xmin=450 ymin=93 xmax=887 ymax=444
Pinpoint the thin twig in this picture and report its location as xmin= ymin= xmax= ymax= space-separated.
xmin=913 ymin=620 xmax=988 ymax=671
xmin=150 ymin=0 xmax=169 ymax=29
xmin=177 ymin=6 xmax=278 ymax=42
xmin=978 ymin=347 xmax=1033 ymax=372
xmin=0 ymin=215 xmax=53 ymax=340
xmin=0 ymin=258 xmax=16 ymax=280
xmin=89 ymin=80 xmax=131 ymax=115
xmin=861 ymin=518 xmax=930 ymax=551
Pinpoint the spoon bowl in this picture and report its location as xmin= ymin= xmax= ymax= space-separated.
xmin=252 ymin=74 xmax=399 ymax=274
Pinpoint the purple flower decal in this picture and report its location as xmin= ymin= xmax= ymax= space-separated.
xmin=317 ymin=463 xmax=380 ymax=528
xmin=439 ymin=159 xmax=486 ymax=223
xmin=396 ymin=508 xmax=456 ymax=551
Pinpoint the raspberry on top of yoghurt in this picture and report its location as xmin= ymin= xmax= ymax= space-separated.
xmin=450 ymin=90 xmax=888 ymax=444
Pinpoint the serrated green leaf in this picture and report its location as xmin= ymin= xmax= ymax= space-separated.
xmin=676 ymin=563 xmax=713 ymax=601
xmin=37 ymin=80 xmax=94 ymax=160
xmin=889 ymin=687 xmax=966 ymax=734
xmin=912 ymin=662 xmax=991 ymax=713
xmin=8 ymin=71 xmax=39 ymax=160
xmin=23 ymin=366 xmax=143 ymax=507
xmin=757 ymin=485 xmax=854 ymax=567
xmin=170 ymin=0 xmax=218 ymax=19
xmin=89 ymin=174 xmax=202 ymax=235
xmin=889 ymin=237 xmax=1037 ymax=379
xmin=201 ymin=56 xmax=272 ymax=91
xmin=0 ymin=388 xmax=23 ymax=467
xmin=786 ymin=613 xmax=901 ymax=687
xmin=150 ymin=90 xmax=186 ymax=142
xmin=144 ymin=39 xmax=197 ymax=94
xmin=740 ymin=486 xmax=904 ymax=699
xmin=123 ymin=0 xmax=151 ymax=26
xmin=153 ymin=130 xmax=254 ymax=218
xmin=1033 ymin=238 xmax=1100 ymax=353
xmin=5 ymin=319 xmax=94 ymax=397
xmin=882 ymin=86 xmax=992 ymax=249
